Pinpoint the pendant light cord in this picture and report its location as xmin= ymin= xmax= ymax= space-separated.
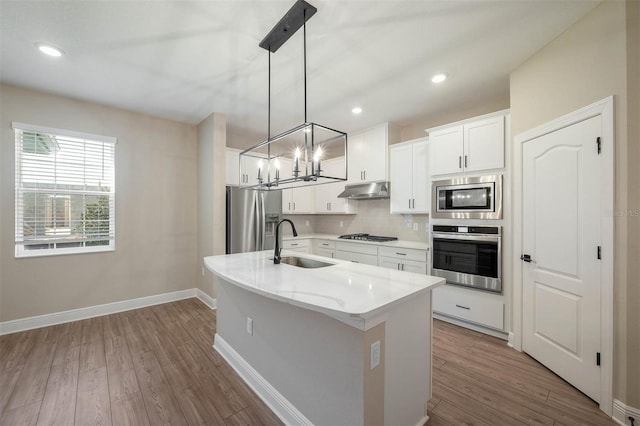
xmin=303 ymin=8 xmax=307 ymax=124
xmin=268 ymin=50 xmax=271 ymax=140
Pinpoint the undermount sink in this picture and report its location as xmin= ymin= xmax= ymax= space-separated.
xmin=276 ymin=256 xmax=334 ymax=269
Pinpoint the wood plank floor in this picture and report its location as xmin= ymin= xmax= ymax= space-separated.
xmin=0 ymin=299 xmax=614 ymax=426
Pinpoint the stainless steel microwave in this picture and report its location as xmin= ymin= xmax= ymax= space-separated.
xmin=431 ymin=175 xmax=502 ymax=219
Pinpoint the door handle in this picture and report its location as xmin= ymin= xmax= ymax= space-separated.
xmin=464 ymin=155 xmax=468 ymax=168
xmin=455 ymin=304 xmax=470 ymax=310
xmin=520 ymin=254 xmax=533 ymax=263
xmin=459 ymin=156 xmax=462 ymax=169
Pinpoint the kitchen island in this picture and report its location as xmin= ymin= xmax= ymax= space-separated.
xmin=204 ymin=250 xmax=444 ymax=426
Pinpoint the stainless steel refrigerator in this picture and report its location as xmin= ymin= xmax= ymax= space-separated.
xmin=226 ymin=186 xmax=283 ymax=254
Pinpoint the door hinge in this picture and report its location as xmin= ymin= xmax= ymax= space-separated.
xmin=596 ymin=352 xmax=601 ymax=366
xmin=597 ymin=246 xmax=601 ymax=260
xmin=597 ymin=137 xmax=601 ymax=155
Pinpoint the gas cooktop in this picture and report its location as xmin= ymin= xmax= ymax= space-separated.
xmin=338 ymin=233 xmax=398 ymax=242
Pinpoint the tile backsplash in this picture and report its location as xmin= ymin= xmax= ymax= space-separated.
xmin=284 ymin=199 xmax=429 ymax=242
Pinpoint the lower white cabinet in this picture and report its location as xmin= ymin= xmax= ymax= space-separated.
xmin=283 ymin=239 xmax=311 ymax=254
xmin=432 ymin=284 xmax=504 ymax=330
xmin=334 ymin=241 xmax=378 ymax=266
xmin=377 ymin=246 xmax=428 ymax=274
xmin=313 ymin=240 xmax=336 ymax=258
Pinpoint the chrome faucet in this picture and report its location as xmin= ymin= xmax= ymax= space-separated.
xmin=274 ymin=219 xmax=298 ymax=264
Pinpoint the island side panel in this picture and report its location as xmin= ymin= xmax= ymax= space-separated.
xmin=215 ymin=278 xmax=366 ymax=425
xmin=384 ymin=291 xmax=431 ymax=425
xmin=364 ymin=322 xmax=385 ymax=425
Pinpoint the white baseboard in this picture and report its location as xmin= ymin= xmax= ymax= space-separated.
xmin=196 ymin=288 xmax=217 ymax=310
xmin=433 ymin=312 xmax=509 ymax=340
xmin=213 ymin=333 xmax=313 ymax=426
xmin=0 ymin=288 xmax=217 ymax=335
xmin=613 ymin=399 xmax=640 ymax=426
xmin=508 ymin=332 xmax=516 ymax=349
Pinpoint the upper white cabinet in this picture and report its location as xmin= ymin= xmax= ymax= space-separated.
xmin=279 ymin=158 xmax=314 ymax=214
xmin=226 ymin=149 xmax=240 ymax=185
xmin=226 ymin=148 xmax=263 ymax=186
xmin=389 ymin=137 xmax=429 ymax=214
xmin=282 ymin=186 xmax=315 ymax=214
xmin=348 ymin=123 xmax=399 ymax=184
xmin=429 ymin=113 xmax=505 ymax=177
xmin=314 ymin=157 xmax=357 ymax=214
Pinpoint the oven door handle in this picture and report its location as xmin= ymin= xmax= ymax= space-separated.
xmin=432 ymin=232 xmax=500 ymax=243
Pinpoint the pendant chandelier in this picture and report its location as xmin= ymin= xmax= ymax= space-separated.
xmin=239 ymin=0 xmax=348 ymax=189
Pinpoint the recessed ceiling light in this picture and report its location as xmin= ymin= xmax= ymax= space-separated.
xmin=351 ymin=107 xmax=362 ymax=114
xmin=35 ymin=42 xmax=64 ymax=57
xmin=431 ymin=73 xmax=448 ymax=84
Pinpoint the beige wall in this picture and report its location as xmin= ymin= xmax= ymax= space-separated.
xmin=0 ymin=84 xmax=198 ymax=322
xmin=510 ymin=0 xmax=639 ymax=407
xmin=197 ymin=112 xmax=226 ymax=299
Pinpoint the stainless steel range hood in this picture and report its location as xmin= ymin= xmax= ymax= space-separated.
xmin=337 ymin=181 xmax=390 ymax=200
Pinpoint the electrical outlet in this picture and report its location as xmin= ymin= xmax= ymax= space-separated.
xmin=201 ymin=267 xmax=205 ymax=277
xmin=412 ymin=223 xmax=419 ymax=231
xmin=305 ymin=220 xmax=310 ymax=226
xmin=370 ymin=340 xmax=380 ymax=370
xmin=246 ymin=317 xmax=253 ymax=335
xmin=340 ymin=221 xmax=344 ymax=228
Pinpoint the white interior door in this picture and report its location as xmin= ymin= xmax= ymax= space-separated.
xmin=522 ymin=115 xmax=602 ymax=402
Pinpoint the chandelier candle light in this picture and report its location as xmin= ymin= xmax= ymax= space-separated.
xmin=239 ymin=0 xmax=348 ymax=190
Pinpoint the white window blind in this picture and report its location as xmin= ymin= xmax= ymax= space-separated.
xmin=13 ymin=122 xmax=116 ymax=257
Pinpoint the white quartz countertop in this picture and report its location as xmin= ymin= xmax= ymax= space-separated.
xmin=283 ymin=233 xmax=430 ymax=251
xmin=204 ymin=250 xmax=443 ymax=329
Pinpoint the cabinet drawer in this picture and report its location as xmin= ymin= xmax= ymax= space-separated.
xmin=378 ymin=256 xmax=427 ymax=274
xmin=283 ymin=239 xmax=310 ymax=251
xmin=314 ymin=240 xmax=336 ymax=250
xmin=335 ymin=241 xmax=378 ymax=256
xmin=432 ymin=285 xmax=504 ymax=330
xmin=378 ymin=246 xmax=427 ymax=262
xmin=334 ymin=250 xmax=378 ymax=266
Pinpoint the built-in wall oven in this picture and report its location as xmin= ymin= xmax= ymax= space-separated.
xmin=431 ymin=175 xmax=502 ymax=219
xmin=431 ymin=225 xmax=502 ymax=293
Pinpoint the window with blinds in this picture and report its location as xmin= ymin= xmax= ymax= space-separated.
xmin=13 ymin=123 xmax=116 ymax=257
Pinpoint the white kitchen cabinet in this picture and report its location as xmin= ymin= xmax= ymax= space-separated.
xmin=432 ymin=284 xmax=504 ymax=330
xmin=278 ymin=158 xmax=315 ymax=214
xmin=226 ymin=148 xmax=265 ymax=186
xmin=282 ymin=186 xmax=314 ymax=214
xmin=226 ymin=149 xmax=240 ymax=185
xmin=334 ymin=241 xmax=378 ymax=266
xmin=347 ymin=123 xmax=399 ymax=184
xmin=314 ymin=157 xmax=356 ymax=214
xmin=429 ymin=114 xmax=505 ymax=177
xmin=283 ymin=238 xmax=311 ymax=253
xmin=313 ymin=239 xmax=336 ymax=258
xmin=378 ymin=246 xmax=428 ymax=274
xmin=389 ymin=138 xmax=429 ymax=214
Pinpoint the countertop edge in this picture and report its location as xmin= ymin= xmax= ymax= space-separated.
xmin=204 ymin=252 xmax=444 ymax=331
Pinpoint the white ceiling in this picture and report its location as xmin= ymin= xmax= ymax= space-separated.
xmin=0 ymin=0 xmax=599 ymax=148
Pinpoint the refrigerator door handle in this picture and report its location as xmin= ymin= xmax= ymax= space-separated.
xmin=260 ymin=192 xmax=266 ymax=250
xmin=254 ymin=192 xmax=261 ymax=250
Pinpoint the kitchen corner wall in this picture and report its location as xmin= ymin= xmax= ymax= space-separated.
xmin=0 ymin=84 xmax=198 ymax=322
xmin=197 ymin=112 xmax=226 ymax=300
